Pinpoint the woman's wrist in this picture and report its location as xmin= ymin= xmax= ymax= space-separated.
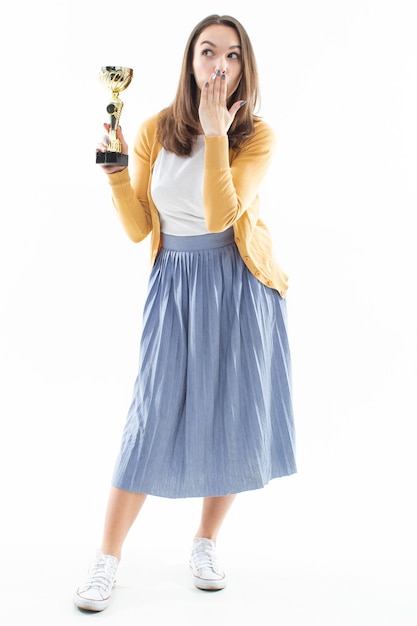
xmin=103 ymin=166 xmax=127 ymax=175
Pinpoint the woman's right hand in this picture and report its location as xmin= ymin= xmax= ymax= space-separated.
xmin=96 ymin=123 xmax=129 ymax=174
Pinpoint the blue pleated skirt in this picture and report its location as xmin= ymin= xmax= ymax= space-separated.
xmin=112 ymin=228 xmax=296 ymax=498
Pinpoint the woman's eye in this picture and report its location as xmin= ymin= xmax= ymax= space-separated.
xmin=202 ymin=49 xmax=214 ymax=57
xmin=229 ymin=52 xmax=240 ymax=60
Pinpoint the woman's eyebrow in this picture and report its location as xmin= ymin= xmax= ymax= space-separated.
xmin=199 ymin=39 xmax=241 ymax=50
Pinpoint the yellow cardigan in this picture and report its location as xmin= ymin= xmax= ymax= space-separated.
xmin=107 ymin=113 xmax=289 ymax=297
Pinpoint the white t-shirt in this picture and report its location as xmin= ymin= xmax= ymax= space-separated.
xmin=150 ymin=136 xmax=210 ymax=235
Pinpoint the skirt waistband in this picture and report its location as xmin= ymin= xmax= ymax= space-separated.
xmin=161 ymin=228 xmax=234 ymax=252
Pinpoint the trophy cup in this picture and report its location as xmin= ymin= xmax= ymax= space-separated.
xmin=96 ymin=66 xmax=133 ymax=166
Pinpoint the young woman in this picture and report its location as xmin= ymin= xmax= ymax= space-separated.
xmin=74 ymin=14 xmax=296 ymax=611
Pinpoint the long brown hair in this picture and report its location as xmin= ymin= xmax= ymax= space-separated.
xmin=157 ymin=14 xmax=260 ymax=156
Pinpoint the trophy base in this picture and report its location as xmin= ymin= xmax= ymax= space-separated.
xmin=96 ymin=151 xmax=128 ymax=166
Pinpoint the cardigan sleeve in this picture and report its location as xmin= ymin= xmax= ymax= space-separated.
xmin=203 ymin=119 xmax=275 ymax=232
xmin=106 ymin=116 xmax=158 ymax=242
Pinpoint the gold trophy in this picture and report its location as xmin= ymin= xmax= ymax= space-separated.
xmin=96 ymin=66 xmax=133 ymax=166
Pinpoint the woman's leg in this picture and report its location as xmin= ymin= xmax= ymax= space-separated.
xmin=194 ymin=494 xmax=236 ymax=542
xmin=189 ymin=495 xmax=236 ymax=590
xmin=100 ymin=486 xmax=147 ymax=561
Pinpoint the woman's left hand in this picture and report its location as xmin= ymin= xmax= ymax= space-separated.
xmin=198 ymin=71 xmax=245 ymax=136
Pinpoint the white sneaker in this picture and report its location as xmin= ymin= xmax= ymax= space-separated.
xmin=189 ymin=538 xmax=226 ymax=590
xmin=73 ymin=550 xmax=119 ymax=611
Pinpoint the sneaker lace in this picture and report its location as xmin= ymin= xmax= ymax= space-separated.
xmin=84 ymin=557 xmax=116 ymax=592
xmin=193 ymin=542 xmax=222 ymax=574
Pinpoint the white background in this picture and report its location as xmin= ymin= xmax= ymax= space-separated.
xmin=0 ymin=1 xmax=416 ymax=624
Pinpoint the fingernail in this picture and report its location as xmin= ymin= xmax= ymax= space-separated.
xmin=205 ymin=81 xmax=209 ymax=88
xmin=240 ymin=100 xmax=247 ymax=107
xmin=216 ymin=70 xmax=221 ymax=76
xmin=221 ymin=74 xmax=226 ymax=80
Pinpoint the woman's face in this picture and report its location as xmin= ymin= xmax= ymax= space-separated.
xmin=192 ymin=24 xmax=242 ymax=99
